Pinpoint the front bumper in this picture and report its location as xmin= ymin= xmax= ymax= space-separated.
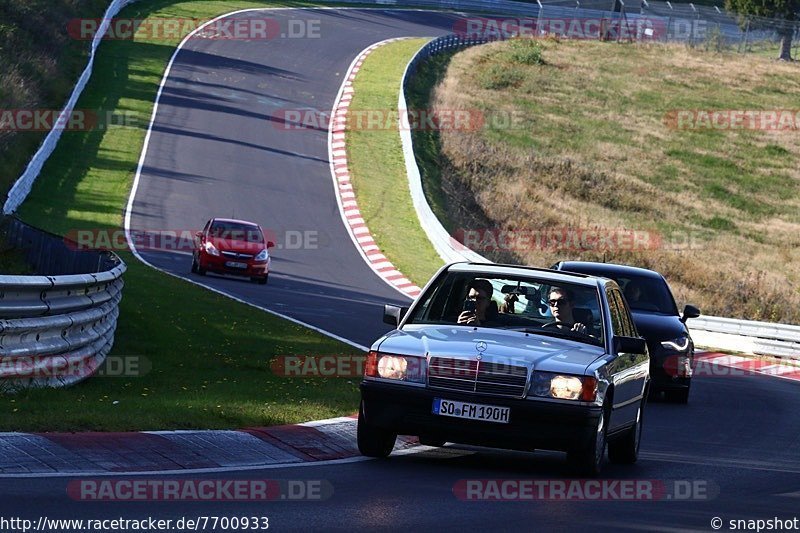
xmin=650 ymin=347 xmax=692 ymax=391
xmin=199 ymin=253 xmax=269 ymax=277
xmin=360 ymin=380 xmax=601 ymax=453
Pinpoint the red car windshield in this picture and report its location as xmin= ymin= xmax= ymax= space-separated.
xmin=209 ymin=222 xmax=264 ymax=243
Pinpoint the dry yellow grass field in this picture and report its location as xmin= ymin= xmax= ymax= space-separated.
xmin=428 ymin=39 xmax=800 ymax=322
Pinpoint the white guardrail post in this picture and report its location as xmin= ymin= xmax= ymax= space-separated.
xmin=0 ymin=219 xmax=126 ymax=393
xmin=399 ymin=33 xmax=800 ymax=360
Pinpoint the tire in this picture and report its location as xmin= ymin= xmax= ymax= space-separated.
xmin=357 ymin=402 xmax=396 ymax=458
xmin=195 ymin=257 xmax=206 ymax=276
xmin=568 ymin=408 xmax=607 ymax=477
xmin=608 ymin=400 xmax=644 ymax=464
xmin=191 ymin=256 xmax=198 ymax=273
xmin=418 ymin=437 xmax=446 ymax=447
xmin=666 ymin=387 xmax=690 ymax=404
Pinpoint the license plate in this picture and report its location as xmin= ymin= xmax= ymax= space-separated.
xmin=225 ymin=261 xmax=247 ymax=269
xmin=432 ymin=398 xmax=510 ymax=424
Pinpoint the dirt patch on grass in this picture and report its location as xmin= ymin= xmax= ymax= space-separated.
xmin=429 ymin=39 xmax=800 ymax=323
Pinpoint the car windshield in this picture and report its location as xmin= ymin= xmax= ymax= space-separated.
xmin=209 ymin=221 xmax=264 ymax=243
xmin=613 ymin=274 xmax=678 ymax=315
xmin=405 ymin=271 xmax=604 ymax=346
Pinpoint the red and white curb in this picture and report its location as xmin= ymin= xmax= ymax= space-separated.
xmin=0 ymin=416 xmax=421 ymax=477
xmin=328 ymin=38 xmax=422 ymax=300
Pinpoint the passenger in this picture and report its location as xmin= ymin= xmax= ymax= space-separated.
xmin=624 ymin=281 xmax=642 ymax=305
xmin=457 ymin=279 xmax=501 ymax=326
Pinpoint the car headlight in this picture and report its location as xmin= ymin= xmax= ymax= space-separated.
xmin=204 ymin=241 xmax=220 ymax=256
xmin=661 ymin=336 xmax=690 ymax=352
xmin=255 ymin=249 xmax=269 ymax=261
xmin=532 ymin=371 xmax=597 ymax=401
xmin=364 ymin=351 xmax=425 ymax=383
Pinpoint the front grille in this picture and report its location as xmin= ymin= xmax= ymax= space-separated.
xmin=221 ymin=251 xmax=253 ymax=260
xmin=428 ymin=357 xmax=528 ymax=398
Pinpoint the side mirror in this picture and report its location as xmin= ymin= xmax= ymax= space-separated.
xmin=615 ymin=336 xmax=647 ymax=355
xmin=195 ymin=231 xmax=203 ymax=238
xmin=266 ymin=241 xmax=275 ymax=249
xmin=680 ymin=304 xmax=701 ymax=323
xmin=383 ymin=304 xmax=408 ymax=327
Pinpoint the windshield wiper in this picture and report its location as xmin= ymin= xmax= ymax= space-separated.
xmin=500 ymin=326 xmax=602 ymax=346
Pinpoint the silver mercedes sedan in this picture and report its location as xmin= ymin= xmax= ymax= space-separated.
xmin=358 ymin=262 xmax=650 ymax=476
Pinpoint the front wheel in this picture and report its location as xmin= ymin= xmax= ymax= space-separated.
xmin=193 ymin=255 xmax=206 ymax=275
xmin=568 ymin=409 xmax=607 ymax=476
xmin=357 ymin=402 xmax=396 ymax=458
xmin=608 ymin=400 xmax=643 ymax=464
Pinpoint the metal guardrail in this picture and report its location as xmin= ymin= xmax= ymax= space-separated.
xmin=0 ymin=218 xmax=126 ymax=393
xmin=400 ymin=34 xmax=799 ymax=360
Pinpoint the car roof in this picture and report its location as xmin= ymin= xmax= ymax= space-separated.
xmin=210 ymin=218 xmax=260 ymax=227
xmin=555 ymin=261 xmax=665 ymax=280
xmin=448 ymin=262 xmax=603 ymax=288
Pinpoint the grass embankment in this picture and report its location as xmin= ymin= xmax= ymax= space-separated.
xmin=0 ymin=0 xmax=113 ymax=199
xmin=1 ymin=0 xmax=362 ymax=431
xmin=346 ymin=38 xmax=442 ymax=287
xmin=423 ymin=39 xmax=800 ymax=322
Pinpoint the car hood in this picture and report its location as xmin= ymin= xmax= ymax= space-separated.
xmin=631 ymin=311 xmax=688 ymax=345
xmin=378 ymin=325 xmax=605 ymax=375
xmin=208 ymin=237 xmax=264 ymax=254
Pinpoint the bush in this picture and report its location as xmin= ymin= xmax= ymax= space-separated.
xmin=509 ymin=39 xmax=545 ymax=65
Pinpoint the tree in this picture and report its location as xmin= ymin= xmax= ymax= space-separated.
xmin=726 ymin=0 xmax=799 ymax=59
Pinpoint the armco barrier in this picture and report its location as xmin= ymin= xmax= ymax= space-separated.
xmin=399 ymin=35 xmax=799 ymax=360
xmin=400 ymin=35 xmax=493 ymax=265
xmin=0 ymin=218 xmax=126 ymax=393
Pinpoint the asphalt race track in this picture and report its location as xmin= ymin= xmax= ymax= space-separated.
xmin=1 ymin=373 xmax=799 ymax=531
xmin=5 ymin=8 xmax=798 ymax=533
xmin=127 ymin=9 xmax=463 ymax=348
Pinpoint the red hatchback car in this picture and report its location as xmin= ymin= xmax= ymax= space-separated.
xmin=191 ymin=218 xmax=273 ymax=284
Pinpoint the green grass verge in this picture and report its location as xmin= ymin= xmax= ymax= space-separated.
xmin=6 ymin=258 xmax=361 ymax=432
xmin=346 ymin=38 xmax=444 ymax=288
xmin=2 ymin=0 xmax=365 ymax=431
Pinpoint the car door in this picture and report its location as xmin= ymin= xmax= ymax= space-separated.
xmin=605 ymin=287 xmax=649 ymax=431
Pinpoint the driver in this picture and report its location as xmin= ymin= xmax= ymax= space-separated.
xmin=545 ymin=286 xmax=589 ymax=335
